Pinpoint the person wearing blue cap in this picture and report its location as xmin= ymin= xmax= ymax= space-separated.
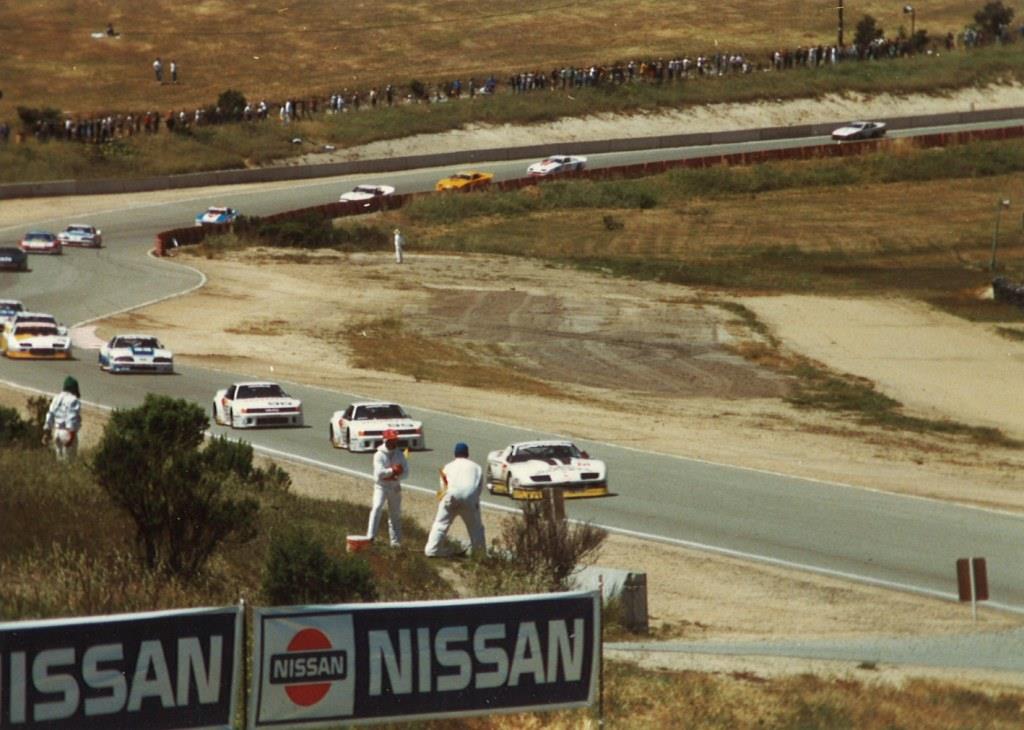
xmin=425 ymin=441 xmax=486 ymax=557
xmin=43 ymin=376 xmax=82 ymax=460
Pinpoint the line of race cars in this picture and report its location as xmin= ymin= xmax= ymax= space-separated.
xmin=0 ymin=224 xmax=104 ymax=271
xmin=2 ymin=296 xmax=608 ymax=500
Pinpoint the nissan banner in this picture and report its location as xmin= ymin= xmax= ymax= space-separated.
xmin=0 ymin=606 xmax=243 ymax=729
xmin=250 ymin=591 xmax=600 ymax=727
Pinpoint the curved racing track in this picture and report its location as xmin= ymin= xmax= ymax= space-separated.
xmin=3 ymin=123 xmax=1024 ymax=615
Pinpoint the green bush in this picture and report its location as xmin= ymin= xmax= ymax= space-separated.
xmin=263 ymin=529 xmax=376 ymax=605
xmin=91 ymin=394 xmax=261 ymax=577
xmin=0 ymin=406 xmax=31 ymax=446
xmin=233 ymin=214 xmax=387 ymax=250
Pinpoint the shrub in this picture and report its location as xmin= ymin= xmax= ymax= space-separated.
xmin=0 ymin=406 xmax=31 ymax=446
xmin=263 ymin=529 xmax=376 ymax=605
xmin=233 ymin=214 xmax=387 ymax=250
xmin=217 ymin=89 xmax=248 ymax=120
xmin=91 ymin=394 xmax=261 ymax=577
xmin=467 ymin=502 xmax=607 ymax=594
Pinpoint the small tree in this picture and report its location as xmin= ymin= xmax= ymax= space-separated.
xmin=500 ymin=502 xmax=607 ymax=591
xmin=91 ymin=395 xmax=260 ymax=576
xmin=217 ymin=89 xmax=248 ymax=121
xmin=854 ymin=15 xmax=884 ymax=48
xmin=974 ymin=1 xmax=1014 ymax=37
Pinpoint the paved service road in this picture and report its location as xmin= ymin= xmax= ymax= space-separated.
xmin=3 ymin=123 xmax=1024 ymax=616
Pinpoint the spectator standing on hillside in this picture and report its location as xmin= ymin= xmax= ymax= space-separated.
xmin=153 ymin=57 xmax=163 ymax=83
xmin=170 ymin=60 xmax=178 ymax=83
xmin=43 ymin=376 xmax=82 ymax=461
xmin=425 ymin=442 xmax=486 ymax=557
xmin=367 ymin=429 xmax=409 ymax=547
xmin=393 ymin=228 xmax=405 ymax=264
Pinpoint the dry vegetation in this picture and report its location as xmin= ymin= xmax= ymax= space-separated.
xmin=0 ymin=1 xmax=999 ymax=113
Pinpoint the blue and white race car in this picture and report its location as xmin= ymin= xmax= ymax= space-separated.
xmin=0 ymin=300 xmax=25 ymax=329
xmin=194 ymin=206 xmax=239 ymax=226
xmin=57 ymin=223 xmax=103 ymax=248
xmin=98 ymin=334 xmax=174 ymax=374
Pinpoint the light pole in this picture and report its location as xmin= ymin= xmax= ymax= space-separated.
xmin=837 ymin=0 xmax=845 ymax=47
xmin=990 ymin=199 xmax=1011 ymax=271
xmin=903 ymin=5 xmax=916 ymax=47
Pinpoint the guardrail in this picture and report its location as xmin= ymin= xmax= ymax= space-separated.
xmin=4 ymin=106 xmax=1023 ymax=201
xmin=154 ymin=122 xmax=1024 ymax=256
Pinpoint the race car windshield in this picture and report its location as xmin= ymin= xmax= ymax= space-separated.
xmin=353 ymin=186 xmax=378 ymax=194
xmin=511 ymin=444 xmax=580 ymax=462
xmin=238 ymin=384 xmax=286 ymax=399
xmin=68 ymin=226 xmax=92 ymax=233
xmin=25 ymin=234 xmax=54 ymax=241
xmin=15 ymin=325 xmax=58 ymax=336
xmin=118 ymin=337 xmax=159 ymax=348
xmin=357 ymin=405 xmax=407 ymax=419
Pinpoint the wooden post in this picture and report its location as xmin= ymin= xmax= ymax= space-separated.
xmin=546 ymin=487 xmax=566 ymax=522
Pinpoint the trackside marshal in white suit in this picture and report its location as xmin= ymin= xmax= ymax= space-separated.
xmin=425 ymin=442 xmax=486 ymax=556
xmin=367 ymin=429 xmax=409 ymax=547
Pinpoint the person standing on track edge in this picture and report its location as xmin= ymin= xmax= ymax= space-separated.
xmin=425 ymin=442 xmax=486 ymax=557
xmin=43 ymin=376 xmax=82 ymax=461
xmin=367 ymin=429 xmax=408 ymax=547
xmin=393 ymin=228 xmax=405 ymax=264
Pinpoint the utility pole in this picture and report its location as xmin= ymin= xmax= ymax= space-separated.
xmin=837 ymin=0 xmax=845 ymax=46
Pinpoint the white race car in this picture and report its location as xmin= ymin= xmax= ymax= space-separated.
xmin=339 ymin=184 xmax=396 ymax=208
xmin=57 ymin=224 xmax=103 ymax=248
xmin=527 ymin=155 xmax=587 ymax=176
xmin=99 ymin=334 xmax=174 ymax=374
xmin=485 ymin=440 xmax=609 ymax=500
xmin=329 ymin=401 xmax=425 ymax=452
xmin=831 ymin=121 xmax=886 ymax=141
xmin=212 ymin=382 xmax=303 ymax=429
xmin=2 ymin=321 xmax=72 ymax=360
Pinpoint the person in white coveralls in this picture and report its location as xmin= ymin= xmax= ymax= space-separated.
xmin=367 ymin=429 xmax=409 ymax=547
xmin=425 ymin=442 xmax=486 ymax=557
xmin=43 ymin=376 xmax=82 ymax=461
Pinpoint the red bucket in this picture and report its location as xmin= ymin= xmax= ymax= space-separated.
xmin=346 ymin=535 xmax=372 ymax=553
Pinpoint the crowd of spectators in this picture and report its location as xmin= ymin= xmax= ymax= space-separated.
xmin=4 ymin=22 xmax=1024 ymax=146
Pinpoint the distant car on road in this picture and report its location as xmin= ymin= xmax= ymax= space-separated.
xmin=0 ymin=248 xmax=29 ymax=271
xmin=0 ymin=300 xmax=25 ymax=327
xmin=435 ymin=171 xmax=493 ymax=192
xmin=212 ymin=382 xmax=303 ymax=429
xmin=527 ymin=155 xmax=587 ymax=176
xmin=484 ymin=440 xmax=609 ymax=500
xmin=329 ymin=401 xmax=425 ymax=452
xmin=57 ymin=224 xmax=103 ymax=248
xmin=831 ymin=121 xmax=887 ymax=141
xmin=195 ymin=206 xmax=240 ymax=226
xmin=339 ymin=184 xmax=396 ymax=208
xmin=99 ymin=334 xmax=174 ymax=374
xmin=19 ymin=231 xmax=61 ymax=255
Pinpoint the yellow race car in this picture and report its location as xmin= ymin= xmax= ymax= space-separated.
xmin=3 ymin=321 xmax=72 ymax=359
xmin=435 ymin=170 xmax=494 ymax=192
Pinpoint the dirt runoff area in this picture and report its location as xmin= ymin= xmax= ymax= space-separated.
xmin=69 ymin=243 xmax=1022 ymax=689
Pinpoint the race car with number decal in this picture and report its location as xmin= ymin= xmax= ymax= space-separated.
xmin=99 ymin=334 xmax=174 ymax=374
xmin=0 ymin=248 xmax=29 ymax=271
xmin=831 ymin=121 xmax=886 ymax=141
xmin=212 ymin=382 xmax=303 ymax=428
xmin=57 ymin=224 xmax=103 ymax=248
xmin=329 ymin=401 xmax=425 ymax=451
xmin=0 ymin=300 xmax=25 ymax=328
xmin=484 ymin=440 xmax=608 ymax=500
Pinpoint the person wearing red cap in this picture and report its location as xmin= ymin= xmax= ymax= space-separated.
xmin=367 ymin=429 xmax=409 ymax=547
xmin=425 ymin=442 xmax=486 ymax=557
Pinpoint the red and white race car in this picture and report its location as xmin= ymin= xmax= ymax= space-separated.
xmin=329 ymin=401 xmax=425 ymax=452
xmin=19 ymin=231 xmax=61 ymax=255
xmin=527 ymin=155 xmax=587 ymax=176
xmin=484 ymin=440 xmax=608 ymax=500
